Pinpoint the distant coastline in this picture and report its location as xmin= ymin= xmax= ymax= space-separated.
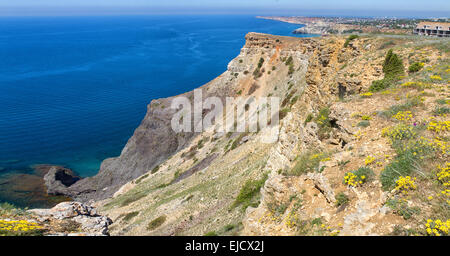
xmin=256 ymin=16 xmax=336 ymax=35
xmin=256 ymin=16 xmax=419 ymax=35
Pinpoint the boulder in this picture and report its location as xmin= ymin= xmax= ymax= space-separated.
xmin=28 ymin=202 xmax=112 ymax=236
xmin=43 ymin=166 xmax=80 ymax=195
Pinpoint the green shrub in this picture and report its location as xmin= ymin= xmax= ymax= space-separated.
xmin=436 ymin=98 xmax=447 ymax=105
xmin=314 ymin=107 xmax=332 ymax=140
xmin=357 ymin=120 xmax=370 ymax=128
xmin=122 ymin=211 xmax=139 ymax=222
xmin=369 ymin=78 xmax=394 ymax=92
xmin=408 ymin=62 xmax=424 ymax=73
xmin=382 ymin=49 xmax=404 ymax=79
xmin=290 ymin=95 xmax=299 ymax=105
xmin=252 ymin=57 xmax=265 ymax=78
xmin=279 ymin=108 xmax=291 ymax=120
xmin=353 ymin=167 xmax=375 ymax=181
xmin=285 ymin=151 xmax=329 ymax=176
xmin=135 ymin=174 xmax=149 ymax=184
xmin=288 ymin=63 xmax=295 ymax=75
xmin=232 ymin=173 xmax=269 ymax=210
xmin=344 ymin=167 xmax=375 ymax=187
xmin=335 ymin=192 xmax=349 ymax=207
xmin=223 ymin=224 xmax=235 ymax=232
xmin=120 ymin=193 xmax=147 ymax=207
xmin=344 ymin=35 xmax=359 ymax=47
xmin=304 ymin=113 xmax=314 ymax=124
xmin=0 ymin=202 xmax=19 ymax=215
xmin=370 ymin=50 xmax=405 ymax=92
xmin=147 ymin=215 xmax=166 ymax=230
xmin=151 ymin=165 xmax=160 ymax=174
xmin=380 ymin=152 xmax=417 ymax=191
xmin=285 ymin=56 xmax=293 ymax=66
xmin=386 ymin=199 xmax=421 ymax=220
xmin=257 ymin=57 xmax=265 ymax=68
xmin=433 ymin=106 xmax=450 ymax=116
xmin=204 ymin=231 xmax=218 ymax=236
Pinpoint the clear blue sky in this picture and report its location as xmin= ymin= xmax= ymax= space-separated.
xmin=0 ymin=0 xmax=448 ymax=17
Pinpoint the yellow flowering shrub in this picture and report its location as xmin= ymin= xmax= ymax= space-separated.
xmin=422 ymin=137 xmax=449 ymax=155
xmin=361 ymin=115 xmax=372 ymax=121
xmin=382 ymin=124 xmax=416 ymax=143
xmin=344 ymin=172 xmax=360 ymax=186
xmin=320 ymin=157 xmax=331 ymax=162
xmin=311 ymin=153 xmax=330 ymax=162
xmin=437 ymin=162 xmax=450 ymax=187
xmin=351 ymin=112 xmax=361 ymax=118
xmin=393 ymin=111 xmax=413 ymax=121
xmin=400 ymin=81 xmax=429 ymax=89
xmin=284 ymin=211 xmax=300 ymax=229
xmin=394 ymin=176 xmax=416 ymax=194
xmin=0 ymin=219 xmax=43 ymax=236
xmin=430 ymin=75 xmax=443 ymax=81
xmin=344 ymin=167 xmax=373 ymax=187
xmin=425 ymin=219 xmax=449 ymax=236
xmin=440 ymin=189 xmax=450 ymax=197
xmin=427 ymin=120 xmax=450 ymax=133
xmin=360 ymin=92 xmax=373 ymax=98
xmin=365 ymin=155 xmax=376 ymax=166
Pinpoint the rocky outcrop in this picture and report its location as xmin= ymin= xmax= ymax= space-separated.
xmin=293 ymin=25 xmax=333 ymax=35
xmin=66 ymin=96 xmax=189 ymax=201
xmin=57 ymin=32 xmax=379 ymax=210
xmin=43 ymin=166 xmax=80 ymax=195
xmin=28 ymin=202 xmax=113 ymax=236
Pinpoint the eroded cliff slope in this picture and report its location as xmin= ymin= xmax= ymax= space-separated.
xmin=96 ymin=33 xmax=449 ymax=236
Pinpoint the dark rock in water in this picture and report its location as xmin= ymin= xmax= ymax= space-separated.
xmin=43 ymin=166 xmax=81 ymax=196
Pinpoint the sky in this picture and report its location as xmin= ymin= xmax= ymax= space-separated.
xmin=0 ymin=0 xmax=449 ymax=17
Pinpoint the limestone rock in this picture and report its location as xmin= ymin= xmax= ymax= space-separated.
xmin=43 ymin=166 xmax=80 ymax=195
xmin=28 ymin=202 xmax=112 ymax=236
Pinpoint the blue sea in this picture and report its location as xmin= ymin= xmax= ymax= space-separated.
xmin=0 ymin=15 xmax=312 ymax=206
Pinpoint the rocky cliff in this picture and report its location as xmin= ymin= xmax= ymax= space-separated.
xmin=49 ymin=32 xmax=449 ymax=236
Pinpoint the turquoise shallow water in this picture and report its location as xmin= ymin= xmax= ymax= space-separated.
xmin=0 ymin=15 xmax=313 ymax=206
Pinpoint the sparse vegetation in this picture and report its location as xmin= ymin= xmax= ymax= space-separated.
xmin=204 ymin=231 xmax=218 ymax=236
xmin=408 ymin=62 xmax=424 ymax=73
xmin=147 ymin=215 xmax=166 ymax=231
xmin=232 ymin=173 xmax=269 ymax=210
xmin=135 ymin=173 xmax=149 ymax=184
xmin=122 ymin=211 xmax=139 ymax=222
xmin=253 ymin=57 xmax=265 ymax=78
xmin=119 ymin=193 xmax=147 ymax=207
xmin=357 ymin=120 xmax=370 ymax=128
xmin=335 ymin=192 xmax=349 ymax=207
xmin=151 ymin=165 xmax=160 ymax=174
xmin=344 ymin=35 xmax=358 ymax=48
xmin=386 ymin=199 xmax=421 ymax=220
xmin=284 ymin=151 xmax=330 ymax=176
xmin=279 ymin=107 xmax=291 ymax=120
xmin=314 ymin=107 xmax=333 ymax=140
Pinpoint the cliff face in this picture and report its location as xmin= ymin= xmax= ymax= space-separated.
xmin=93 ymin=32 xmax=376 ymax=235
xmin=67 ymin=32 xmax=447 ymax=236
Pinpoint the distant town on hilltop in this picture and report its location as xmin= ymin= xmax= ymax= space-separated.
xmin=257 ymin=16 xmax=450 ymax=37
